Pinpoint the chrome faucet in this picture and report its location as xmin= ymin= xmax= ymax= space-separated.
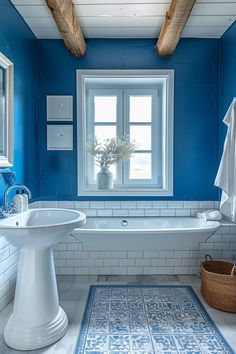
xmin=0 ymin=184 xmax=32 ymax=218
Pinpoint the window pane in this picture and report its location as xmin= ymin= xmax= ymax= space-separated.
xmin=94 ymin=96 xmax=117 ymax=122
xmin=130 ymin=96 xmax=152 ymax=122
xmin=130 ymin=125 xmax=151 ymax=150
xmin=94 ymin=125 xmax=116 ymax=141
xmin=130 ymin=153 xmax=152 ymax=179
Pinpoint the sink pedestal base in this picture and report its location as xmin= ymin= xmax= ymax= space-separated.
xmin=4 ymin=247 xmax=68 ymax=350
xmin=4 ymin=306 xmax=68 ymax=351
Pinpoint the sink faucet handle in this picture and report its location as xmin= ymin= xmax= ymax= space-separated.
xmin=0 ymin=203 xmax=14 ymax=218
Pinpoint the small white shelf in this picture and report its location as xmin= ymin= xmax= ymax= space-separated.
xmin=47 ymin=95 xmax=73 ymax=121
xmin=47 ymin=125 xmax=73 ymax=150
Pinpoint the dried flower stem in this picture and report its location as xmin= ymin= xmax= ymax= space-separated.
xmin=87 ymin=135 xmax=137 ymax=169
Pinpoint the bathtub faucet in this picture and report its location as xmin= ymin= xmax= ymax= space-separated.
xmin=0 ymin=184 xmax=32 ymax=218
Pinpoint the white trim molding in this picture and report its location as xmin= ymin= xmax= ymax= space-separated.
xmin=0 ymin=52 xmax=14 ymax=167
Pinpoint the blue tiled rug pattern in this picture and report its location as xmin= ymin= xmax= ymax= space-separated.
xmin=75 ymin=285 xmax=234 ymax=354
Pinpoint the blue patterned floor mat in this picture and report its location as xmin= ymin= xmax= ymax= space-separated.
xmin=75 ymin=285 xmax=235 ymax=353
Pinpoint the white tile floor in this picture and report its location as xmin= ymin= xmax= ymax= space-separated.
xmin=0 ymin=275 xmax=235 ymax=353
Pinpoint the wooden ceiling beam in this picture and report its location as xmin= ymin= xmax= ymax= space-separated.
xmin=156 ymin=0 xmax=196 ymax=56
xmin=45 ymin=0 xmax=86 ymax=57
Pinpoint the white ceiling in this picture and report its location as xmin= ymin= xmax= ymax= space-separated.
xmin=10 ymin=0 xmax=236 ymax=39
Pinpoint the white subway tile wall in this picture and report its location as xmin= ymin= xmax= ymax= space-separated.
xmin=0 ymin=236 xmax=19 ymax=312
xmin=29 ymin=200 xmax=236 ymax=276
xmin=1 ymin=199 xmax=235 ymax=310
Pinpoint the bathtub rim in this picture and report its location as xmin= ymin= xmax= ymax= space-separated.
xmin=73 ymin=216 xmax=221 ymax=235
xmin=72 ymin=216 xmax=221 ymax=251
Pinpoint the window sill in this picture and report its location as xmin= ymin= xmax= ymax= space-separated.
xmin=78 ymin=187 xmax=173 ymax=197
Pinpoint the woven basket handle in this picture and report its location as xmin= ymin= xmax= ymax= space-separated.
xmin=205 ymin=254 xmax=213 ymax=262
xmin=231 ymin=266 xmax=236 ymax=276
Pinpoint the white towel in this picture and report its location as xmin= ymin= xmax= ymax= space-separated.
xmin=215 ymin=98 xmax=236 ymax=222
xmin=197 ymin=210 xmax=222 ymax=222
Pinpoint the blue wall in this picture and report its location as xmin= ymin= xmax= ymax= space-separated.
xmin=37 ymin=38 xmax=219 ymax=200
xmin=219 ymin=21 xmax=236 ymax=151
xmin=0 ymin=0 xmax=37 ymax=203
xmin=0 ymin=0 xmax=223 ymax=202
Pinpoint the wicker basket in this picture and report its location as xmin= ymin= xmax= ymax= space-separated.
xmin=201 ymin=254 xmax=236 ymax=312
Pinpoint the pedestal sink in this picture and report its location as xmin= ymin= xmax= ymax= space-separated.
xmin=0 ymin=208 xmax=86 ymax=351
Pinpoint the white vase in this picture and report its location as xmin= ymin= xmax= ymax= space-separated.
xmin=97 ymin=167 xmax=113 ymax=189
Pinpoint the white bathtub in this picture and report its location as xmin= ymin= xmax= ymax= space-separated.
xmin=73 ymin=217 xmax=220 ymax=251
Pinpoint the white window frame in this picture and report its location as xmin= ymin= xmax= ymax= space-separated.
xmin=77 ymin=69 xmax=174 ymax=197
xmin=0 ymin=52 xmax=14 ymax=167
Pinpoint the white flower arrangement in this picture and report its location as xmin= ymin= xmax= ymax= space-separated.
xmin=87 ymin=135 xmax=137 ymax=169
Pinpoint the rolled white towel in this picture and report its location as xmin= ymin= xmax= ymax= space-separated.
xmin=197 ymin=212 xmax=206 ymax=221
xmin=197 ymin=210 xmax=222 ymax=222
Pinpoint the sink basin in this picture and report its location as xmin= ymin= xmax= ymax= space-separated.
xmin=0 ymin=208 xmax=86 ymax=351
xmin=0 ymin=208 xmax=86 ymax=249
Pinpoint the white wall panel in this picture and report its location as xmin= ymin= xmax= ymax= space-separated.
xmin=9 ymin=1 xmax=236 ymax=39
xmin=182 ymin=26 xmax=226 ymax=37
